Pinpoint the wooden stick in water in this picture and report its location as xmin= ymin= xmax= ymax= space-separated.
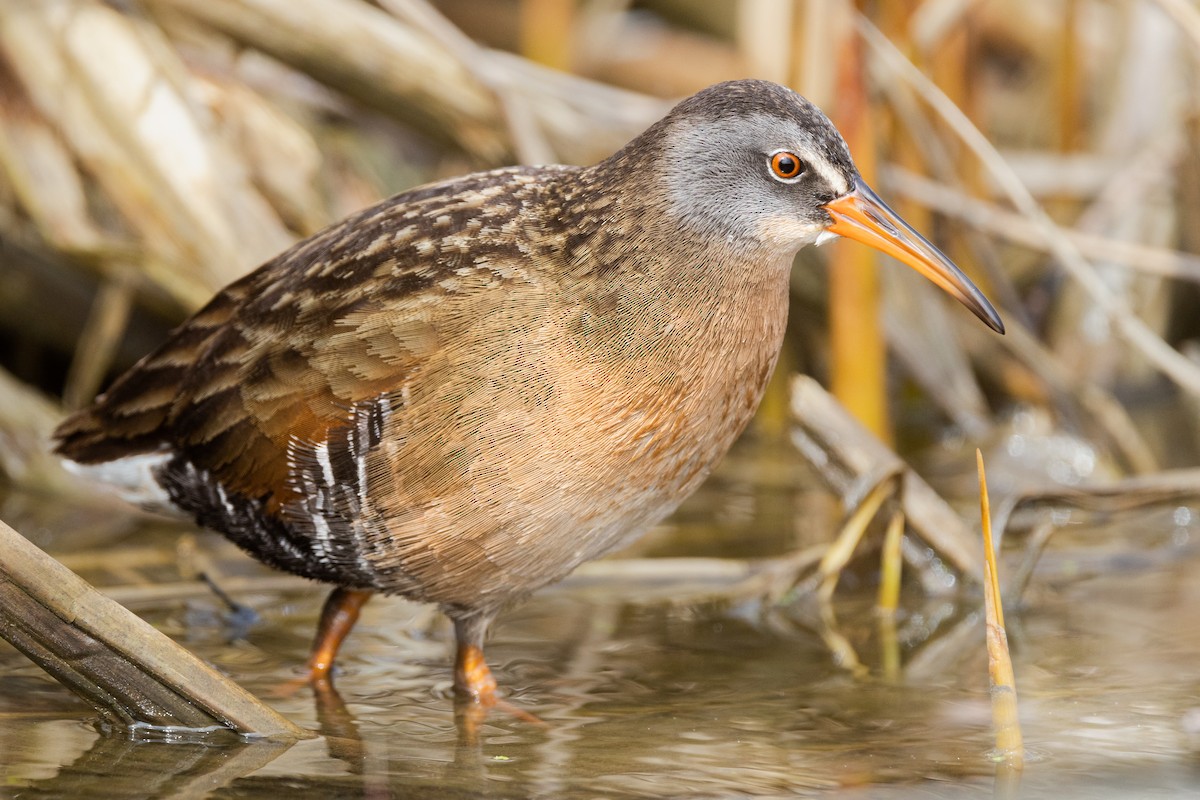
xmin=0 ymin=516 xmax=308 ymax=741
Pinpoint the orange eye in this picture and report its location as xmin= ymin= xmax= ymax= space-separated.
xmin=770 ymin=151 xmax=803 ymax=180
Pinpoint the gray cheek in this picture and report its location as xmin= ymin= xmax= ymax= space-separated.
xmin=660 ymin=123 xmax=774 ymax=240
xmin=663 ymin=167 xmax=775 ymax=241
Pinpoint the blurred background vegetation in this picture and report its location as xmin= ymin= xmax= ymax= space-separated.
xmin=1 ymin=0 xmax=1199 ymax=497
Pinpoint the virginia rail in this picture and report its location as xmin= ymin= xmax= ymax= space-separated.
xmin=55 ymin=80 xmax=1003 ymax=704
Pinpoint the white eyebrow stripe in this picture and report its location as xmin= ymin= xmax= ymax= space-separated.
xmin=809 ymin=154 xmax=850 ymax=197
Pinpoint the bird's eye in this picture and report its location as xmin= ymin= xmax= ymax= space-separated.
xmin=770 ymin=151 xmax=804 ymax=181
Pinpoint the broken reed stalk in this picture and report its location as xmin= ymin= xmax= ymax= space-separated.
xmin=790 ymin=375 xmax=984 ymax=586
xmin=817 ymin=475 xmax=896 ymax=602
xmin=876 ymin=510 xmax=904 ymax=681
xmin=0 ymin=516 xmax=307 ymax=741
xmin=876 ymin=510 xmax=904 ymax=614
xmin=977 ymin=449 xmax=1023 ymax=766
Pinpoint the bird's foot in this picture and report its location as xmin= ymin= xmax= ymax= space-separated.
xmin=270 ymin=660 xmax=335 ymax=698
xmin=453 ymin=692 xmax=546 ymax=745
xmin=452 ymin=642 xmax=545 ymax=741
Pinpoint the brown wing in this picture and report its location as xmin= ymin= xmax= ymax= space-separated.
xmin=54 ymin=228 xmax=416 ymax=510
xmin=54 ymin=164 xmax=564 ymax=514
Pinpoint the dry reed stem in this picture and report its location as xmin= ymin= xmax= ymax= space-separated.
xmin=857 ymin=15 xmax=1200 ymax=397
xmin=1153 ymin=0 xmax=1200 ymax=55
xmin=0 ymin=0 xmax=293 ymax=291
xmin=0 ymin=83 xmax=103 ymax=254
xmin=875 ymin=506 xmax=904 ymax=693
xmin=988 ymin=467 xmax=1200 ymax=572
xmin=734 ymin=0 xmax=793 ymax=87
xmin=62 ymin=268 xmax=137 ymax=411
xmin=145 ymin=0 xmax=664 ymax=167
xmin=791 ymin=375 xmax=984 ymax=585
xmin=519 ymin=0 xmax=574 ymax=71
xmin=959 ymin=317 xmax=1159 ymax=475
xmin=376 ymin=0 xmax=557 ymax=164
xmin=830 ymin=27 xmax=890 ymax=442
xmin=977 ymin=449 xmax=1024 ymax=765
xmin=1056 ymin=0 xmax=1081 ymax=153
xmin=817 ymin=475 xmax=897 ymax=603
xmin=1000 ymin=467 xmax=1200 ymax=523
xmin=885 ymin=167 xmax=1200 ymax=283
xmin=149 ymin=0 xmax=506 ymax=159
xmin=858 ymin=25 xmax=1021 ymax=426
xmin=877 ymin=510 xmax=904 ymax=614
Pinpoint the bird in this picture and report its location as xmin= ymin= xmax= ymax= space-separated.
xmin=54 ymin=79 xmax=1003 ymax=705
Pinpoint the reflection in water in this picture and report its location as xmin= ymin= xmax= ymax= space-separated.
xmin=13 ymin=733 xmax=291 ymax=799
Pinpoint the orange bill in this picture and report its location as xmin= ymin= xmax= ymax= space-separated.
xmin=823 ymin=178 xmax=1004 ymax=334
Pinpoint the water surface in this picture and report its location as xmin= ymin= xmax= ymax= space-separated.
xmin=3 ymin=444 xmax=1199 ymax=797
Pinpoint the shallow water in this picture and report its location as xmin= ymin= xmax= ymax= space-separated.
xmin=3 ymin=442 xmax=1200 ymax=798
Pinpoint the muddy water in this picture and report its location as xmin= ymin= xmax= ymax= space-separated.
xmin=3 ymin=442 xmax=1200 ymax=798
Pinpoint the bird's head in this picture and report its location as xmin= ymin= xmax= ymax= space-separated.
xmin=651 ymin=79 xmax=1004 ymax=334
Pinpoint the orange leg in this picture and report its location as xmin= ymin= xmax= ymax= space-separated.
xmin=452 ymin=614 xmax=497 ymax=704
xmin=448 ymin=613 xmax=545 ymax=742
xmin=307 ymin=587 xmax=374 ymax=682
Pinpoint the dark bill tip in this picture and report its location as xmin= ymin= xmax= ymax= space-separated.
xmin=822 ymin=178 xmax=1004 ymax=334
